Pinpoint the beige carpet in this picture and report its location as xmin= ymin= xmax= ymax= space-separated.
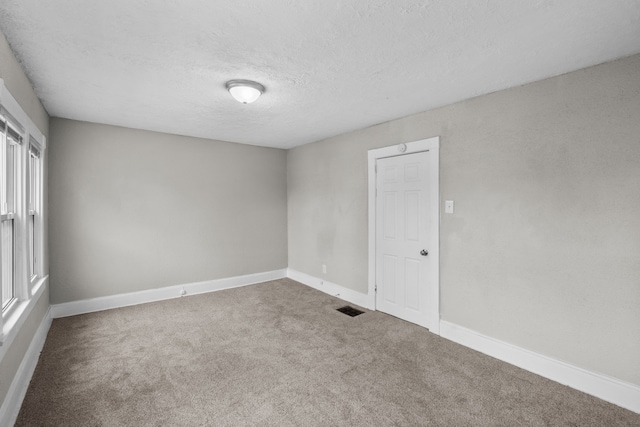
xmin=16 ymin=278 xmax=640 ymax=426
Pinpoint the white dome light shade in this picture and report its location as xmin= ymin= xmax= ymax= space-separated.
xmin=226 ymin=80 xmax=265 ymax=104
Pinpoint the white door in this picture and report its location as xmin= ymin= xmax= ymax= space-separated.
xmin=376 ymin=151 xmax=432 ymax=328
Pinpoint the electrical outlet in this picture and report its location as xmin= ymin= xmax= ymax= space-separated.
xmin=322 ymin=264 xmax=327 ymax=274
xmin=180 ymin=287 xmax=187 ymax=296
xmin=445 ymin=200 xmax=454 ymax=214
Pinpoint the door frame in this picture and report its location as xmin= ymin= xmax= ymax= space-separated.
xmin=367 ymin=136 xmax=440 ymax=334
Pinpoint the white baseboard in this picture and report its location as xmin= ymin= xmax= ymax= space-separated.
xmin=440 ymin=320 xmax=640 ymax=414
xmin=287 ymin=268 xmax=374 ymax=310
xmin=0 ymin=307 xmax=52 ymax=427
xmin=51 ymin=269 xmax=288 ymax=318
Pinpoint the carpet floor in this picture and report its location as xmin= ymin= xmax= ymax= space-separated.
xmin=16 ymin=278 xmax=640 ymax=426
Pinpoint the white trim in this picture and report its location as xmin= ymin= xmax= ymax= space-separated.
xmin=367 ymin=137 xmax=440 ymax=334
xmin=440 ymin=320 xmax=640 ymax=414
xmin=51 ymin=269 xmax=288 ymax=318
xmin=0 ymin=277 xmax=47 ymax=355
xmin=0 ymin=306 xmax=52 ymax=427
xmin=287 ymin=268 xmax=372 ymax=310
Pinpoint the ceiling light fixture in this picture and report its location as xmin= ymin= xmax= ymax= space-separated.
xmin=225 ymin=79 xmax=265 ymax=104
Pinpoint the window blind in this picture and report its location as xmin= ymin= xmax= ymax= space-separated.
xmin=29 ymin=136 xmax=41 ymax=158
xmin=0 ymin=108 xmax=24 ymax=144
xmin=7 ymin=125 xmax=23 ymax=144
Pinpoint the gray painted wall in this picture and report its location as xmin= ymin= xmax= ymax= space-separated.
xmin=49 ymin=119 xmax=288 ymax=304
xmin=288 ymin=54 xmax=640 ymax=386
xmin=0 ymin=29 xmax=50 ymax=410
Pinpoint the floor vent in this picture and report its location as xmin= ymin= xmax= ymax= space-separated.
xmin=336 ymin=306 xmax=365 ymax=317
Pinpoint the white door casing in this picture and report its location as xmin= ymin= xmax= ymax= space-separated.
xmin=367 ymin=137 xmax=440 ymax=334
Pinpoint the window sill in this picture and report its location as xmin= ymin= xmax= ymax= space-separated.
xmin=0 ymin=276 xmax=48 ymax=361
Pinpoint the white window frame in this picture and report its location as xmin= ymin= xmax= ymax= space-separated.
xmin=0 ymin=79 xmax=47 ymax=344
xmin=28 ymin=136 xmax=43 ymax=288
xmin=1 ymin=115 xmax=22 ymax=315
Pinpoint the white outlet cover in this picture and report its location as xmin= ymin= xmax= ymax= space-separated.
xmin=445 ymin=200 xmax=454 ymax=213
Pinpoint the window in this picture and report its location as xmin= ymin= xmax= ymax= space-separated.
xmin=28 ymin=137 xmax=42 ymax=282
xmin=0 ymin=79 xmax=47 ymax=339
xmin=1 ymin=118 xmax=20 ymax=310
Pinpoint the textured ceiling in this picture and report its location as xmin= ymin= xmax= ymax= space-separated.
xmin=0 ymin=1 xmax=639 ymax=149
